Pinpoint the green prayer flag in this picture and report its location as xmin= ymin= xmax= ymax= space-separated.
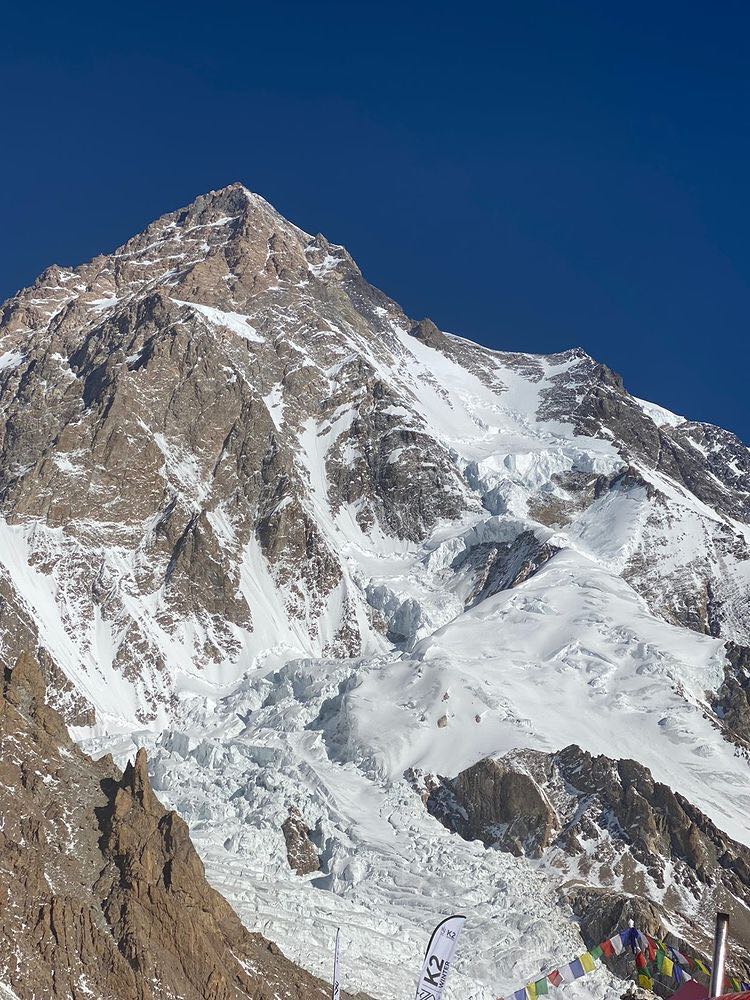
xmin=534 ymin=979 xmax=549 ymax=996
xmin=590 ymin=945 xmax=603 ymax=960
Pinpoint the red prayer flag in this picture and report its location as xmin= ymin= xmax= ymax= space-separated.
xmin=600 ymin=940 xmax=615 ymax=959
xmin=636 ymin=952 xmax=647 ymax=970
xmin=547 ymin=971 xmax=563 ymax=988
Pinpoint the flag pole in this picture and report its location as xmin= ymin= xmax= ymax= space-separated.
xmin=709 ymin=912 xmax=729 ymax=998
xmin=332 ymin=927 xmax=341 ymax=1000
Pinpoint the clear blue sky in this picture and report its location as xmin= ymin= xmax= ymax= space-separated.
xmin=2 ymin=1 xmax=749 ymax=439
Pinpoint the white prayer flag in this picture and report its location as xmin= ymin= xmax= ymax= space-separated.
xmin=560 ymin=965 xmax=576 ymax=984
xmin=609 ymin=934 xmax=624 ymax=956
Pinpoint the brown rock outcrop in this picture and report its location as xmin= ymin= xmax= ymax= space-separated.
xmin=281 ymin=806 xmax=321 ymax=876
xmin=0 ymin=650 xmax=347 ymax=999
xmin=440 ymin=755 xmax=557 ymax=857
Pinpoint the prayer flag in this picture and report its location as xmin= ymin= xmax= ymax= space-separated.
xmin=580 ymin=953 xmax=595 ymax=974
xmin=534 ymin=979 xmax=549 ymax=996
xmin=547 ymin=970 xmax=563 ymax=988
xmin=662 ymin=957 xmax=674 ymax=978
xmin=600 ymin=939 xmax=614 ymax=959
xmin=559 ymin=965 xmax=576 ymax=984
xmin=609 ymin=934 xmax=624 ymax=956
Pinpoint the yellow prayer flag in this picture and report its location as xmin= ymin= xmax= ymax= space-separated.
xmin=662 ymin=957 xmax=674 ymax=978
xmin=580 ymin=953 xmax=596 ymax=974
xmin=638 ymin=974 xmax=653 ymax=990
xmin=526 ymin=984 xmax=537 ymax=1000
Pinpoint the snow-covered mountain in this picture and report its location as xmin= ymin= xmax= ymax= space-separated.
xmin=1 ymin=183 xmax=749 ymax=998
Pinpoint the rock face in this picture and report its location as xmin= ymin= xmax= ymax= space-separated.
xmin=0 ymin=650 xmax=345 ymax=999
xmin=417 ymin=745 xmax=750 ymax=967
xmin=426 ymin=755 xmax=558 ymax=857
xmin=282 ymin=806 xmax=321 ymax=875
xmin=451 ymin=529 xmax=560 ymax=608
xmin=714 ymin=642 xmax=750 ymax=749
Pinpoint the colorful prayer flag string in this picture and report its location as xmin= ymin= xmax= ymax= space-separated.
xmin=496 ymin=922 xmax=750 ymax=999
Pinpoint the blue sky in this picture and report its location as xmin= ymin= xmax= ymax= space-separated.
xmin=2 ymin=1 xmax=749 ymax=439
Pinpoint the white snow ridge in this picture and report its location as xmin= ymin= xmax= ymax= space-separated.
xmin=1 ymin=184 xmax=749 ymax=999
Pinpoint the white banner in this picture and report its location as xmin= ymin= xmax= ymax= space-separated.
xmin=332 ymin=927 xmax=341 ymax=1000
xmin=415 ymin=914 xmax=466 ymax=1000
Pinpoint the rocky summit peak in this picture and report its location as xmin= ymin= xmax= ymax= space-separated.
xmin=163 ymin=181 xmax=292 ymax=233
